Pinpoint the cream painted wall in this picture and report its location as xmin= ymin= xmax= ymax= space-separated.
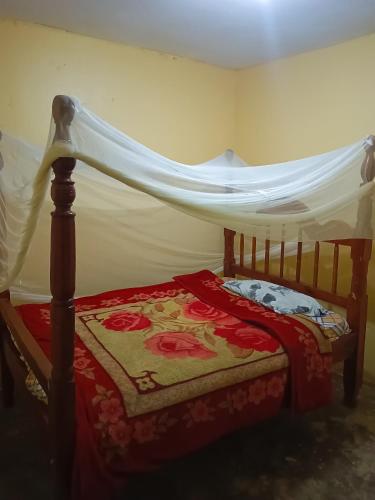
xmin=236 ymin=34 xmax=375 ymax=164
xmin=0 ymin=19 xmax=236 ymax=162
xmin=236 ymin=34 xmax=375 ymax=380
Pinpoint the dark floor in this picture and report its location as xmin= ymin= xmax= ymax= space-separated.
xmin=1 ymin=372 xmax=375 ymax=500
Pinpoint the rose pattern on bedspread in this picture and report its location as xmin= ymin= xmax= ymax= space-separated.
xmin=74 ymin=347 xmax=96 ymax=380
xmin=214 ymin=324 xmax=280 ymax=353
xmin=16 ymin=275 xmax=330 ymax=500
xmin=174 ymin=270 xmax=333 ymax=414
xmin=296 ymin=327 xmax=332 ymax=381
xmin=144 ymin=331 xmax=217 ymax=360
xmin=102 ymin=311 xmax=151 ymax=332
xmin=90 ymin=370 xmax=287 ymax=464
xmin=183 ymin=299 xmax=237 ymax=324
xmin=74 ymin=289 xmax=287 ymax=419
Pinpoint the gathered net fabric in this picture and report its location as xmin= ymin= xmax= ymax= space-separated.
xmin=0 ymin=97 xmax=374 ymax=296
xmin=0 ymin=134 xmax=233 ymax=299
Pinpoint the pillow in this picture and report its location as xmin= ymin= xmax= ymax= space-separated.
xmin=222 ymin=279 xmax=326 ymax=316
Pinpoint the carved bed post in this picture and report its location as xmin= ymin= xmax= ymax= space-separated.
xmin=344 ymin=239 xmax=372 ymax=406
xmin=344 ymin=135 xmax=375 ymax=406
xmin=49 ymin=96 xmax=76 ymax=499
xmin=224 ymin=228 xmax=236 ymax=277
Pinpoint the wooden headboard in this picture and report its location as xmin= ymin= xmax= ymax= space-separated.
xmin=223 ymin=229 xmax=372 ymax=327
xmin=223 ymin=229 xmax=373 ymax=406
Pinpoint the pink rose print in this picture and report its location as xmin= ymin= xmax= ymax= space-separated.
xmin=108 ymin=420 xmax=132 ymax=448
xmin=231 ymin=388 xmax=248 ymax=411
xmin=73 ymin=357 xmax=90 ymax=370
xmin=130 ymin=292 xmax=151 ymax=301
xmin=145 ymin=332 xmax=217 ymax=360
xmin=133 ymin=417 xmax=156 ymax=443
xmin=75 ymin=304 xmax=94 ymax=312
xmin=214 ymin=325 xmax=280 ymax=352
xmin=99 ymin=398 xmax=124 ymax=424
xmin=248 ymin=379 xmax=267 ymax=405
xmin=266 ymin=376 xmax=285 ymax=398
xmin=202 ymin=278 xmax=223 ymax=291
xmin=100 ymin=298 xmax=123 ymax=307
xmin=102 ymin=311 xmax=151 ymax=332
xmin=189 ymin=400 xmax=213 ymax=423
xmin=303 ymin=338 xmax=318 ymax=355
xmin=310 ymin=353 xmax=324 ymax=375
xmin=184 ymin=300 xmax=228 ymax=322
xmin=74 ymin=347 xmax=86 ymax=357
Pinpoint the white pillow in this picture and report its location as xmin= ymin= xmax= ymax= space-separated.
xmin=222 ymin=279 xmax=326 ymax=316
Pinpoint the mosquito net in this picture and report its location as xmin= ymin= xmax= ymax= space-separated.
xmin=0 ymin=95 xmax=374 ymax=297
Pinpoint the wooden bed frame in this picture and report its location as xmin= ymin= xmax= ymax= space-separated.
xmin=0 ymin=95 xmax=373 ymax=500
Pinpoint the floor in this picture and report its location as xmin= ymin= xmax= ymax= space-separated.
xmin=1 ymin=372 xmax=375 ymax=500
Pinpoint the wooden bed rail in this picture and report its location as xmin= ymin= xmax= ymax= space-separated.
xmin=0 ymin=129 xmax=52 ymax=403
xmin=0 ymin=298 xmax=51 ymax=393
xmin=224 ymin=229 xmax=371 ymax=311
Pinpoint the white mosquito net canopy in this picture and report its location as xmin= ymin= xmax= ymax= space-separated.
xmin=0 ymin=95 xmax=374 ymax=299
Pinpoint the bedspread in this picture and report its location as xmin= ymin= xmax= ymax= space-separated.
xmin=174 ymin=270 xmax=332 ymax=413
xmin=16 ymin=272 xmax=332 ymax=500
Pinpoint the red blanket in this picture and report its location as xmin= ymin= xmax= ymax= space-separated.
xmin=174 ymin=270 xmax=332 ymax=413
xmin=17 ymin=272 xmax=331 ymax=500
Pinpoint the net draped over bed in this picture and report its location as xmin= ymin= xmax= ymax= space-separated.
xmin=0 ymin=97 xmax=374 ymax=295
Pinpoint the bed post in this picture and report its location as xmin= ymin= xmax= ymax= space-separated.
xmin=224 ymin=228 xmax=236 ymax=277
xmin=344 ymin=136 xmax=374 ymax=406
xmin=49 ymin=96 xmax=76 ymax=499
xmin=0 ymin=291 xmax=14 ymax=408
xmin=344 ymin=240 xmax=372 ymax=406
xmin=0 ymin=131 xmax=15 ymax=407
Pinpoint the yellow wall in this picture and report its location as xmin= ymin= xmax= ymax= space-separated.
xmin=237 ymin=34 xmax=375 ymax=164
xmin=0 ymin=19 xmax=236 ymax=162
xmin=236 ymin=34 xmax=375 ymax=380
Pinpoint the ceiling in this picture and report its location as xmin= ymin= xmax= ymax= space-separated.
xmin=2 ymin=0 xmax=375 ymax=68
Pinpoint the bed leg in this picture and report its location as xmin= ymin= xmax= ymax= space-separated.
xmin=0 ymin=315 xmax=15 ymax=408
xmin=344 ymin=240 xmax=371 ymax=408
xmin=224 ymin=228 xmax=236 ymax=277
xmin=343 ymin=350 xmax=361 ymax=408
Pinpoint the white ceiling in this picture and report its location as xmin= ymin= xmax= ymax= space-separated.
xmin=2 ymin=0 xmax=375 ymax=68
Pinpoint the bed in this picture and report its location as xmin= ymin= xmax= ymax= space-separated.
xmin=0 ymin=96 xmax=372 ymax=500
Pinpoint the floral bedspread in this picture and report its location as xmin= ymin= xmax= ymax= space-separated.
xmin=16 ymin=271 xmax=332 ymax=500
xmin=174 ymin=270 xmax=333 ymax=414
